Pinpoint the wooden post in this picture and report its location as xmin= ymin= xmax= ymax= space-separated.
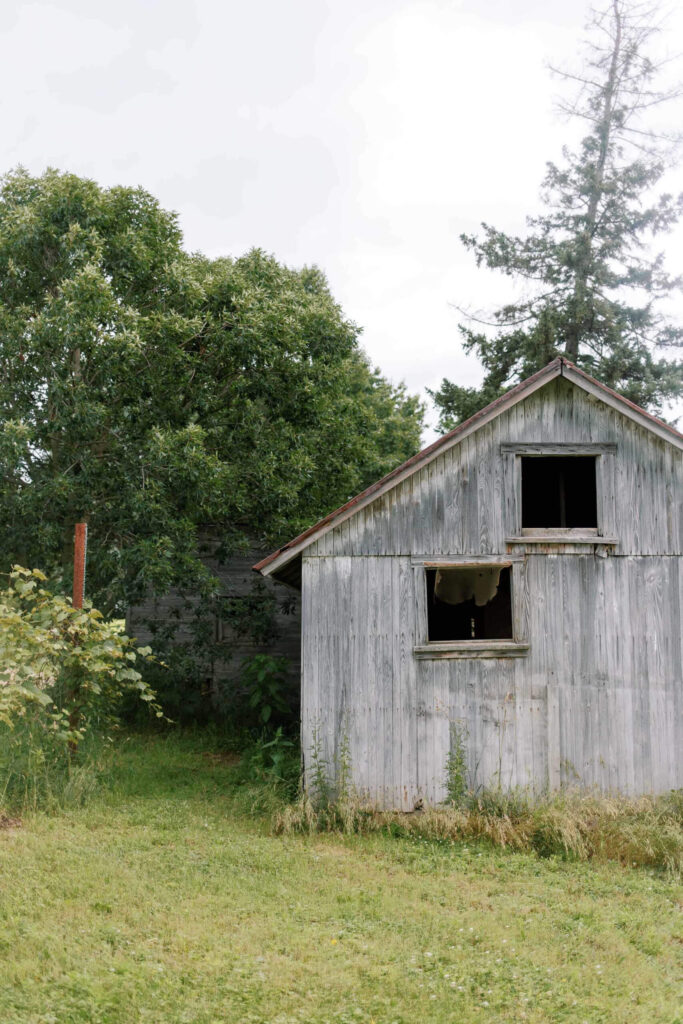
xmin=73 ymin=523 xmax=87 ymax=609
xmin=69 ymin=522 xmax=88 ymax=755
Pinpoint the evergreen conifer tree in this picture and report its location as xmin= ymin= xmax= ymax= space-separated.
xmin=432 ymin=0 xmax=683 ymax=429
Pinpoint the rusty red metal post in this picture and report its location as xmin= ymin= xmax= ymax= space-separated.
xmin=73 ymin=523 xmax=88 ymax=609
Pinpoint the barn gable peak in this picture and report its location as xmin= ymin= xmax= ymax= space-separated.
xmin=255 ymin=357 xmax=682 ymax=583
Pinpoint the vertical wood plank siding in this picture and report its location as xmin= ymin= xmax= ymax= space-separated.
xmin=302 ymin=379 xmax=682 ymax=807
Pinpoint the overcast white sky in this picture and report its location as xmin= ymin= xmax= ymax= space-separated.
xmin=2 ymin=0 xmax=683 ymax=435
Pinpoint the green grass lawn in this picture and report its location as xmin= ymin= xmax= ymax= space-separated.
xmin=1 ymin=733 xmax=681 ymax=1024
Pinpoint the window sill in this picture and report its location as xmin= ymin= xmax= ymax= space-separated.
xmin=506 ymin=533 xmax=618 ymax=545
xmin=413 ymin=641 xmax=530 ymax=660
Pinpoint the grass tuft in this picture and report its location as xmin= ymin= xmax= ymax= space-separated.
xmin=0 ymin=722 xmax=113 ymax=815
xmin=276 ymin=787 xmax=683 ymax=875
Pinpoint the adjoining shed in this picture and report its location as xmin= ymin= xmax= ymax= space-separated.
xmin=255 ymin=358 xmax=683 ymax=810
xmin=127 ymin=531 xmax=300 ymax=708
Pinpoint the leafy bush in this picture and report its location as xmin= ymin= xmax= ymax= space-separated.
xmin=241 ymin=654 xmax=292 ymax=726
xmin=243 ymin=728 xmax=299 ymax=792
xmin=0 ymin=566 xmax=162 ymax=749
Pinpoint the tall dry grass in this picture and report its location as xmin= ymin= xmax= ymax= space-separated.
xmin=274 ymin=788 xmax=683 ymax=875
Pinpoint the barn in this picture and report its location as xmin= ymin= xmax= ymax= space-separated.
xmin=255 ymin=357 xmax=683 ymax=810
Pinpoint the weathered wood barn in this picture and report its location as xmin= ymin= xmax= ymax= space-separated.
xmin=255 ymin=358 xmax=682 ymax=810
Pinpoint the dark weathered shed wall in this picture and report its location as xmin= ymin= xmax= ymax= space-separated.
xmin=300 ymin=379 xmax=682 ymax=808
xmin=127 ymin=537 xmax=301 ymax=692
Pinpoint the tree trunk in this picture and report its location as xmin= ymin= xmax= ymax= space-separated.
xmin=564 ymin=0 xmax=622 ymax=362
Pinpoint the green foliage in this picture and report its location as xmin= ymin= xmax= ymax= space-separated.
xmin=433 ymin=0 xmax=683 ymax=429
xmin=241 ymin=654 xmax=292 ymax=726
xmin=0 ymin=566 xmax=161 ymax=749
xmin=0 ymin=167 xmax=424 ymax=617
xmin=445 ymin=722 xmax=468 ymax=807
xmin=239 ymin=727 xmax=300 ymax=799
xmin=0 ymin=724 xmax=111 ymax=814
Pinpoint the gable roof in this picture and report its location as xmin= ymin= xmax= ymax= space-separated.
xmin=254 ymin=357 xmax=683 ymax=583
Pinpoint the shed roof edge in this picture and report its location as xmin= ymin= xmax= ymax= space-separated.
xmin=254 ymin=357 xmax=682 ymax=578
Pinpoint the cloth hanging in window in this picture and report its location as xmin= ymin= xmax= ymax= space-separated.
xmin=434 ymin=567 xmax=502 ymax=607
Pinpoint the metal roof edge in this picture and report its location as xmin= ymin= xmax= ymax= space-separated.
xmin=560 ymin=359 xmax=683 ymax=450
xmin=253 ymin=358 xmax=563 ymax=577
xmin=254 ymin=356 xmax=682 ymax=579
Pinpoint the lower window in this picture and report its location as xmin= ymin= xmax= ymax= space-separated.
xmin=426 ymin=565 xmax=513 ymax=641
xmin=413 ymin=557 xmax=529 ymax=659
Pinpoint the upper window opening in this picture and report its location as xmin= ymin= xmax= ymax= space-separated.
xmin=426 ymin=566 xmax=513 ymax=642
xmin=521 ymin=456 xmax=597 ymax=529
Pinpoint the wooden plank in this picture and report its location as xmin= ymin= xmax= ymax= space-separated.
xmin=547 ymin=683 xmax=561 ymax=791
xmin=443 ymin=445 xmax=464 ymax=554
xmin=429 ymin=452 xmax=445 ymax=556
xmin=361 ymin=559 xmax=376 ymax=800
xmin=431 ymin=661 xmax=451 ymax=804
xmin=506 ymin=534 xmax=619 ymax=545
xmin=477 ymin=424 xmax=493 ymax=554
xmin=468 ymin=661 xmax=484 ymax=792
xmin=447 ymin=660 xmax=471 ymax=790
xmin=415 ymin=660 xmax=430 ymax=805
xmin=500 ymin=442 xmax=617 ymax=454
xmin=461 ymin=435 xmax=479 ymax=552
xmin=672 ymin=556 xmax=683 ymax=791
xmin=386 ymin=557 xmax=400 ymax=809
xmin=502 ymin=450 xmax=518 ymax=538
xmin=616 ymin=687 xmax=636 ymax=796
xmin=398 ymin=557 xmax=417 ymax=810
xmin=412 ymin=555 xmax=524 ymax=566
xmin=379 ymin=555 xmax=394 ymax=806
xmin=413 ymin=642 xmax=529 ymax=660
xmin=301 ymin=557 xmax=320 ymax=793
xmin=490 ymin=417 xmax=504 ymax=551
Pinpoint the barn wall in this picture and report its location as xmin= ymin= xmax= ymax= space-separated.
xmin=301 ymin=379 xmax=682 ymax=808
xmin=302 ymin=553 xmax=681 ymax=807
xmin=308 ymin=378 xmax=682 ymax=558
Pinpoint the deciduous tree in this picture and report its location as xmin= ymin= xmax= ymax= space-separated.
xmin=0 ymin=169 xmax=423 ymax=612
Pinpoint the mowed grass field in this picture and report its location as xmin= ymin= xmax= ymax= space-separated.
xmin=0 ymin=734 xmax=681 ymax=1024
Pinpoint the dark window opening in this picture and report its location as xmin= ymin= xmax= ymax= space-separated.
xmin=426 ymin=566 xmax=513 ymax=642
xmin=521 ymin=456 xmax=597 ymax=529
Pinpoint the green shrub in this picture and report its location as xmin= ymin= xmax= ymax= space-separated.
xmin=0 ymin=566 xmax=162 ymax=744
xmin=243 ymin=728 xmax=299 ymax=791
xmin=225 ymin=729 xmax=301 ymax=816
xmin=241 ymin=654 xmax=292 ymax=727
xmin=0 ymin=566 xmax=163 ymax=812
